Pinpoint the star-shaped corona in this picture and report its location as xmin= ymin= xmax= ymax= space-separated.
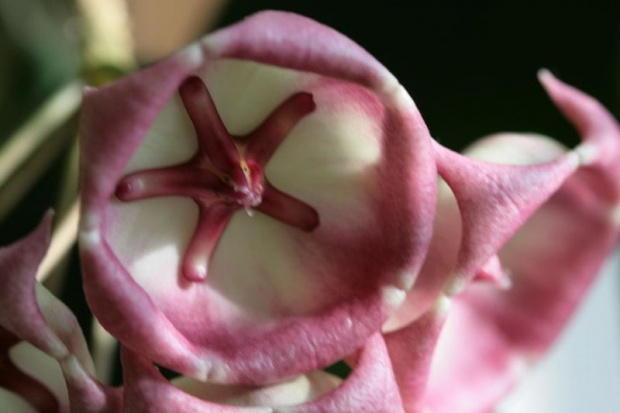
xmin=115 ymin=75 xmax=319 ymax=282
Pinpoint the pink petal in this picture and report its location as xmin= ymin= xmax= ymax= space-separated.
xmin=79 ymin=45 xmax=204 ymax=212
xmin=384 ymin=297 xmax=450 ymax=413
xmin=172 ymin=371 xmax=340 ymax=408
xmin=121 ymin=347 xmax=270 ymax=413
xmin=60 ymin=356 xmax=123 ymax=413
xmin=472 ymin=255 xmax=511 ymax=289
xmin=539 ymin=69 xmax=620 ymax=202
xmin=205 ymin=11 xmax=396 ymax=92
xmin=79 ymin=11 xmax=436 ymax=383
xmin=384 ymin=179 xmax=460 ymax=330
xmin=426 ymin=296 xmax=527 ymax=413
xmin=427 ymin=75 xmax=620 ymax=412
xmin=386 ymin=137 xmax=566 ymax=329
xmin=391 ymin=72 xmax=614 ymax=332
xmin=0 ymin=212 xmax=66 ymax=358
xmin=0 ymin=214 xmax=121 ymax=413
xmin=0 ymin=329 xmax=62 ymax=412
xmin=433 ymin=138 xmax=581 ymax=292
xmin=284 ymin=334 xmax=404 ymax=413
xmin=121 ymin=333 xmax=403 ymax=413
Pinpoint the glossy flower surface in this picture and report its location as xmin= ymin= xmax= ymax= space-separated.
xmin=78 ymin=11 xmax=437 ymax=384
xmin=0 ymin=10 xmax=619 ymax=413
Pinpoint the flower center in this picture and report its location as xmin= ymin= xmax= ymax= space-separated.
xmin=114 ymin=76 xmax=319 ymax=282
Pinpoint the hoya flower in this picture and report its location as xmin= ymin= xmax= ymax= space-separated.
xmin=0 ymin=214 xmax=404 ymax=412
xmin=121 ymin=333 xmax=404 ymax=412
xmin=4 ymin=9 xmax=618 ymax=413
xmin=0 ymin=213 xmax=122 ymax=413
xmin=78 ymin=11 xmax=437 ymax=384
xmin=383 ymin=73 xmax=620 ymax=412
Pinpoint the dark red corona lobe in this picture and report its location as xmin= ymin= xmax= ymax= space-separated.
xmin=115 ymin=76 xmax=319 ymax=282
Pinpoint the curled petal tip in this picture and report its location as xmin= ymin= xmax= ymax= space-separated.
xmin=537 ymin=70 xmax=620 ymax=201
xmin=536 ymin=68 xmax=554 ymax=83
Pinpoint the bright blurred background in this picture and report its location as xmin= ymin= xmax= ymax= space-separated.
xmin=0 ymin=1 xmax=618 ymax=411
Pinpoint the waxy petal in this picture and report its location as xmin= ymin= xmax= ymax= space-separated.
xmin=0 ymin=331 xmax=63 ymax=413
xmin=384 ymin=297 xmax=450 ymax=413
xmin=0 ymin=213 xmax=66 ymax=359
xmin=387 ymin=72 xmax=614 ymax=333
xmin=472 ymin=255 xmax=511 ymax=289
xmin=80 ymin=45 xmax=204 ymax=212
xmin=539 ymin=70 xmax=620 ymax=202
xmin=121 ymin=333 xmax=403 ymax=413
xmin=0 ymin=214 xmax=121 ymax=413
xmin=0 ymin=213 xmax=72 ymax=412
xmin=80 ymin=11 xmax=436 ymax=383
xmin=59 ymin=356 xmax=123 ymax=413
xmin=426 ymin=75 xmax=620 ymax=412
xmin=204 ymin=11 xmax=396 ymax=92
xmin=433 ymin=139 xmax=581 ymax=293
xmin=172 ymin=371 xmax=340 ymax=408
xmin=121 ymin=348 xmax=269 ymax=413
xmin=425 ymin=296 xmax=527 ymax=413
xmin=384 ymin=179 xmax=460 ymax=330
xmin=282 ymin=334 xmax=404 ymax=413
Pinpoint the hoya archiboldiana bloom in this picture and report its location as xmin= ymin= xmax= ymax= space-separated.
xmin=121 ymin=333 xmax=404 ymax=413
xmin=422 ymin=72 xmax=620 ymax=413
xmin=0 ymin=214 xmax=123 ymax=413
xmin=382 ymin=73 xmax=620 ymax=413
xmin=0 ymin=213 xmax=404 ymax=413
xmin=78 ymin=11 xmax=437 ymax=384
xmin=385 ymin=72 xmax=594 ymax=333
xmin=1 ymin=9 xmax=620 ymax=413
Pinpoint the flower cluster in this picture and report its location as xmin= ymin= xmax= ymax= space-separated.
xmin=1 ymin=11 xmax=619 ymax=413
